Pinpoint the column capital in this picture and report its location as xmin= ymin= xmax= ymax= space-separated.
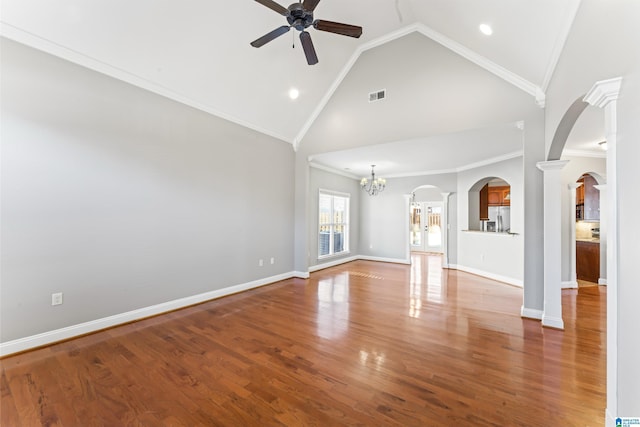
xmin=594 ymin=184 xmax=607 ymax=192
xmin=536 ymin=160 xmax=569 ymax=172
xmin=441 ymin=192 xmax=452 ymax=199
xmin=583 ymin=77 xmax=622 ymax=109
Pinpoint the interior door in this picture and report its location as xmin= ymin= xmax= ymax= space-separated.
xmin=410 ymin=202 xmax=443 ymax=253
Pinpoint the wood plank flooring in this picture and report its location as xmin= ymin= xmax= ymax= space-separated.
xmin=1 ymin=254 xmax=606 ymax=426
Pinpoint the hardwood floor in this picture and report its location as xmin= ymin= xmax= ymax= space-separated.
xmin=1 ymin=254 xmax=606 ymax=426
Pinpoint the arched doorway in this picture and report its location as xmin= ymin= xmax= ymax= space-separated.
xmin=407 ymin=185 xmax=451 ymax=268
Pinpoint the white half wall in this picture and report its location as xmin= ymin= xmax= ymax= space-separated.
xmin=457 ymin=156 xmax=524 ymax=285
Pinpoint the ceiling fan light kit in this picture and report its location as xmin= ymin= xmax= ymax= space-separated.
xmin=250 ymin=0 xmax=363 ymax=65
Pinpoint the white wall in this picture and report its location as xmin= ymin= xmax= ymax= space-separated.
xmin=0 ymin=39 xmax=295 ymax=343
xmin=457 ymin=156 xmax=524 ymax=286
xmin=546 ymin=0 xmax=640 ymax=419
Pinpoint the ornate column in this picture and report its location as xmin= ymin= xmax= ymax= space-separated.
xmin=537 ymin=160 xmax=569 ymax=329
xmin=567 ymin=182 xmax=583 ymax=288
xmin=584 ymin=77 xmax=621 ymax=424
xmin=441 ymin=192 xmax=452 ymax=268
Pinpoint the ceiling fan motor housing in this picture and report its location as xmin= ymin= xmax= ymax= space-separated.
xmin=287 ymin=3 xmax=313 ymax=31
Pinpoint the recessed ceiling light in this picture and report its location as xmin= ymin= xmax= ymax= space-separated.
xmin=479 ymin=23 xmax=493 ymax=36
xmin=288 ymin=88 xmax=300 ymax=100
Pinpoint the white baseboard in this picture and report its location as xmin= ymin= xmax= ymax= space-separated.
xmin=542 ymin=314 xmax=565 ymax=330
xmin=293 ymin=271 xmax=310 ymax=279
xmin=521 ymin=306 xmax=543 ymax=320
xmin=451 ymin=264 xmax=523 ymax=288
xmin=0 ymin=271 xmax=296 ymax=357
xmin=599 ymin=278 xmax=607 ymax=285
xmin=562 ymin=280 xmax=578 ymax=289
xmin=605 ymin=409 xmax=615 ymax=427
xmin=358 ymin=255 xmax=411 ymax=265
xmin=309 ymin=255 xmax=359 ymax=272
xmin=309 ymin=254 xmax=410 ymax=273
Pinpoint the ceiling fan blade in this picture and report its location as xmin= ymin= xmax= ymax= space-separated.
xmin=313 ymin=20 xmax=362 ymax=38
xmin=300 ymin=31 xmax=318 ymax=65
xmin=302 ymin=0 xmax=321 ymax=12
xmin=250 ymin=26 xmax=291 ymax=48
xmin=254 ymin=0 xmax=288 ymax=16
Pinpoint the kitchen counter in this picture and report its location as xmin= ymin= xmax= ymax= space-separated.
xmin=576 ymin=237 xmax=600 ymax=243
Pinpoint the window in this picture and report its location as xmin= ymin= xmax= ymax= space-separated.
xmin=319 ymin=191 xmax=349 ymax=258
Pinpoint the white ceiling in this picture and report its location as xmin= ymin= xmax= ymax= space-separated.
xmin=1 ymin=0 xmax=603 ymax=177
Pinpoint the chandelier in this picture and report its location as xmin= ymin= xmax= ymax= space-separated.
xmin=360 ymin=165 xmax=386 ymax=196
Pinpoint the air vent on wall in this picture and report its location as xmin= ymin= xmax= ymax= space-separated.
xmin=369 ymin=89 xmax=386 ymax=102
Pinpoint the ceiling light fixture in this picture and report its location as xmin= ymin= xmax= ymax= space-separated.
xmin=599 ymin=141 xmax=607 ymax=151
xmin=288 ymin=88 xmax=300 ymax=100
xmin=361 ymin=165 xmax=386 ymax=196
xmin=479 ymin=23 xmax=493 ymax=36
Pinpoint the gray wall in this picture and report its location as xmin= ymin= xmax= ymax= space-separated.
xmin=359 ymin=173 xmax=458 ymax=263
xmin=546 ymin=0 xmax=640 ymax=417
xmin=308 ymin=166 xmax=360 ymax=267
xmin=1 ymin=39 xmax=295 ymax=342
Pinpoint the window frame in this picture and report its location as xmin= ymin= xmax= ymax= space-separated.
xmin=318 ymin=189 xmax=350 ymax=259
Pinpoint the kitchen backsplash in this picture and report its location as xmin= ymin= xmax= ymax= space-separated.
xmin=576 ymin=221 xmax=600 ymax=239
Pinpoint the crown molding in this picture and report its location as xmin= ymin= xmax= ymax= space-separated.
xmin=294 ymin=23 xmax=544 ymax=150
xmin=1 ymin=24 xmax=294 ymax=146
xmin=561 ymin=149 xmax=606 ymax=159
xmin=308 ymin=161 xmax=360 ymax=180
xmin=540 ymin=0 xmax=582 ymax=93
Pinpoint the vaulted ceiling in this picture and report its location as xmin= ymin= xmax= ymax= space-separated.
xmin=1 ymin=0 xmax=604 ymax=177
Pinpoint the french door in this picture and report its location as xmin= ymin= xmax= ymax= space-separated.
xmin=410 ymin=202 xmax=443 ymax=253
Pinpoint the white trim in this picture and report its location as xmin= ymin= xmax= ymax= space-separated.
xmin=540 ymin=0 xmax=583 ymax=93
xmin=450 ymin=264 xmax=523 ymax=288
xmin=309 ymin=162 xmax=359 ymax=180
xmin=561 ymin=149 xmax=607 ymax=159
xmin=309 ymin=255 xmax=359 ymax=272
xmin=294 ymin=22 xmax=543 ymax=149
xmin=583 ymin=77 xmax=623 ymax=108
xmin=309 ymin=254 xmax=410 ymax=273
xmin=359 ymin=255 xmax=411 ymax=265
xmin=598 ymin=278 xmax=607 ymax=285
xmin=0 ymin=271 xmax=296 ymax=357
xmin=605 ymin=409 xmax=615 ymax=427
xmin=293 ymin=271 xmax=310 ymax=279
xmin=0 ymin=24 xmax=293 ymax=146
xmin=542 ymin=315 xmax=565 ymax=330
xmin=387 ymin=150 xmax=524 ymax=179
xmin=454 ymin=150 xmax=524 ymax=173
xmin=521 ymin=306 xmax=543 ymax=320
xmin=562 ymin=281 xmax=578 ymax=289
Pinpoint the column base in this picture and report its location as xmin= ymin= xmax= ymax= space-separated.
xmin=520 ymin=306 xmax=543 ymax=320
xmin=542 ymin=314 xmax=565 ymax=330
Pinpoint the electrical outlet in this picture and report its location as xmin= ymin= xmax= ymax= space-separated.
xmin=259 ymin=259 xmax=264 ymax=267
xmin=52 ymin=292 xmax=63 ymax=306
xmin=270 ymin=257 xmax=275 ymax=265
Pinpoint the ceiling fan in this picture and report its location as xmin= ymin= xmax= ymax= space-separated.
xmin=250 ymin=0 xmax=363 ymax=65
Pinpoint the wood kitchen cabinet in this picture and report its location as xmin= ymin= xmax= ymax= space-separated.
xmin=576 ymin=174 xmax=599 ymax=221
xmin=480 ymin=184 xmax=489 ymax=220
xmin=577 ymin=240 xmax=599 ymax=283
xmin=488 ymin=186 xmax=510 ymax=206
